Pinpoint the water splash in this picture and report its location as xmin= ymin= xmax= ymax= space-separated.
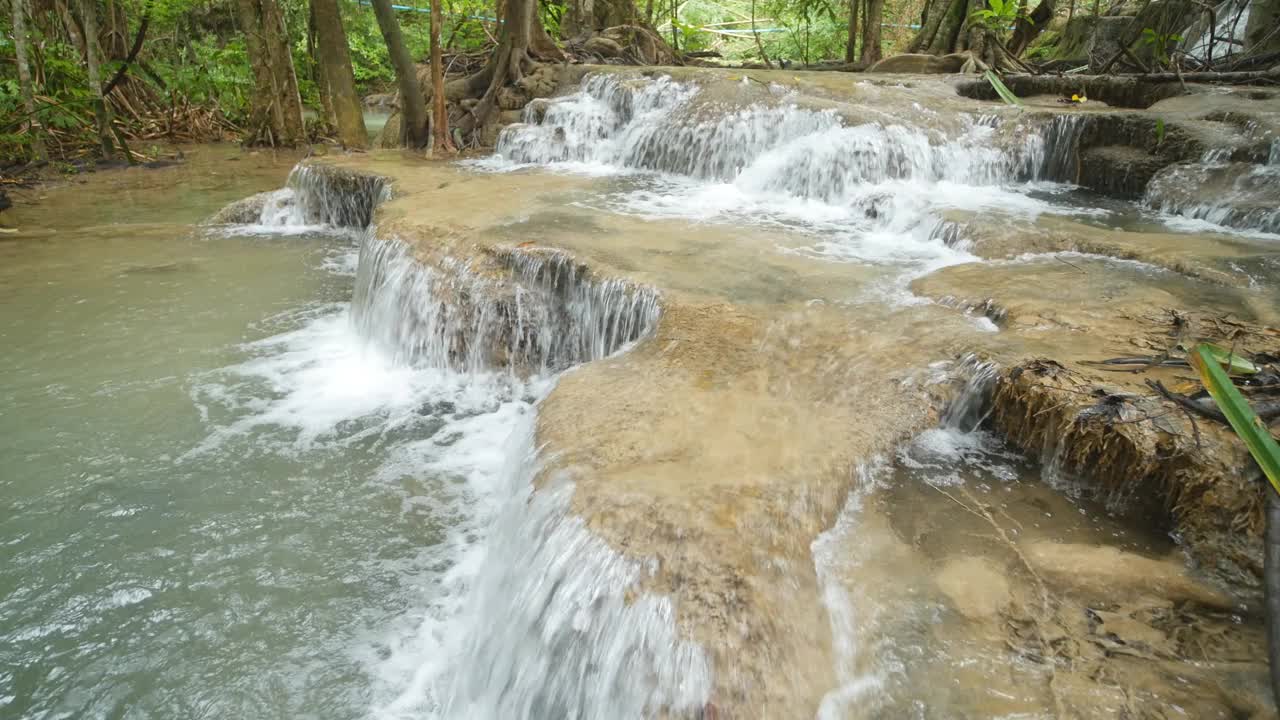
xmin=1144 ymin=160 xmax=1280 ymax=236
xmin=351 ymin=233 xmax=661 ymax=374
xmin=481 ymin=73 xmax=1091 ymax=269
xmin=373 ymin=428 xmax=713 ymax=720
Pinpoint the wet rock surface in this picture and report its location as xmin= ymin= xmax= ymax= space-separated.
xmin=212 ymin=65 xmax=1280 ymax=718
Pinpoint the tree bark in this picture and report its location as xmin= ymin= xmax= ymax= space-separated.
xmin=236 ymin=0 xmax=305 ymax=145
xmin=81 ymin=0 xmax=117 ymax=160
xmin=562 ymin=0 xmax=594 ymax=37
xmin=429 ymin=0 xmax=455 ymax=151
xmin=371 ymin=0 xmax=429 ymax=148
xmin=312 ymin=0 xmax=368 ymax=148
xmin=1007 ymin=0 xmax=1055 ymax=56
xmin=11 ymin=0 xmax=46 ymax=161
xmin=460 ymin=0 xmax=562 ymax=133
xmin=859 ymin=0 xmax=884 ymax=63
xmin=844 ymin=0 xmax=859 ymax=63
xmin=262 ymin=0 xmax=306 ymax=145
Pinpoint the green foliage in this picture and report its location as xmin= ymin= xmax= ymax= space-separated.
xmin=1139 ymin=27 xmax=1181 ymax=69
xmin=1154 ymin=117 xmax=1165 ymax=149
xmin=1189 ymin=344 xmax=1280 ymax=495
xmin=969 ymin=0 xmax=1020 ymax=35
xmin=154 ymin=37 xmax=255 ymax=119
xmin=985 ymin=70 xmax=1023 ymax=107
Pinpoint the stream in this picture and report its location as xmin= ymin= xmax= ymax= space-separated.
xmin=3 ymin=71 xmax=1279 ymax=719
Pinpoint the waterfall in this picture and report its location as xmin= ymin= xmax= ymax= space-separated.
xmin=481 ymin=72 xmax=1102 ymax=270
xmin=939 ymin=354 xmax=1000 ymax=432
xmin=491 ymin=73 xmax=1071 ymax=191
xmin=245 ymin=164 xmax=391 ymax=229
xmin=1144 ymin=159 xmax=1280 ymax=235
xmin=351 ymin=233 xmax=661 ymax=374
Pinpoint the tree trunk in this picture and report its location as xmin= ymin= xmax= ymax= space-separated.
xmin=1007 ymin=0 xmax=1055 ymax=56
xmin=81 ymin=0 xmax=117 ymax=160
xmin=429 ymin=0 xmax=455 ymax=151
xmin=312 ymin=0 xmax=368 ymax=148
xmin=909 ymin=0 xmax=962 ymax=53
xmin=309 ymin=4 xmax=336 ymax=128
xmin=562 ymin=0 xmax=594 ymax=37
xmin=859 ymin=0 xmax=884 ymax=63
xmin=262 ymin=0 xmax=305 ymax=145
xmin=11 ymin=0 xmax=46 ymax=161
xmin=845 ymin=0 xmax=859 ymax=63
xmin=237 ymin=0 xmax=305 ymax=145
xmin=929 ymin=0 xmax=968 ymax=54
xmin=371 ymin=0 xmax=429 ymax=148
xmin=236 ymin=0 xmax=278 ymax=143
xmin=459 ymin=0 xmax=562 ymax=134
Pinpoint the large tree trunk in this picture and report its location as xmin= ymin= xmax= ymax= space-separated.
xmin=460 ymin=0 xmax=562 ymax=133
xmin=81 ymin=0 xmax=117 ymax=159
xmin=429 ymin=0 xmax=455 ymax=151
xmin=562 ymin=0 xmax=595 ymax=38
xmin=844 ymin=0 xmax=859 ymax=63
xmin=11 ymin=0 xmax=46 ymax=161
xmin=907 ymin=0 xmax=979 ymax=56
xmin=371 ymin=0 xmax=428 ymax=148
xmin=313 ymin=0 xmax=368 ymax=149
xmin=236 ymin=0 xmax=281 ymax=143
xmin=859 ymin=0 xmax=884 ymax=63
xmin=262 ymin=0 xmax=305 ymax=144
xmin=1007 ymin=0 xmax=1055 ymax=56
xmin=237 ymin=0 xmax=305 ymax=145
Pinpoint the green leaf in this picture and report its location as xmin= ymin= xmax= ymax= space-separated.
xmin=1180 ymin=341 xmax=1258 ymax=375
xmin=984 ymin=70 xmax=1023 ymax=108
xmin=1189 ymin=344 xmax=1280 ymax=494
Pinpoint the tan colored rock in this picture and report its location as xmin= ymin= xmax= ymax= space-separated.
xmin=1024 ymin=542 xmax=1233 ymax=609
xmin=936 ymin=556 xmax=1011 ymax=620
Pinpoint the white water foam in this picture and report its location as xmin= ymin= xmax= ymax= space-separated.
xmin=479 ymin=73 xmax=1097 ymax=273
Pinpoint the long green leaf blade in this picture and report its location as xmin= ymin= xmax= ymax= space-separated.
xmin=985 ymin=70 xmax=1023 ymax=108
xmin=1189 ymin=344 xmax=1280 ymax=494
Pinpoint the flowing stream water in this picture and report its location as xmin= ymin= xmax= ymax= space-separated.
xmin=3 ymin=73 xmax=1278 ymax=719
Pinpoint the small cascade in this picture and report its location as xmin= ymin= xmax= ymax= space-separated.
xmin=1144 ymin=158 xmax=1280 ymax=235
xmin=351 ymin=233 xmax=660 ymax=374
xmin=244 ymin=164 xmax=390 ymax=229
xmin=286 ymin=164 xmax=390 ymax=228
xmin=440 ymin=467 xmax=710 ymax=718
xmin=1021 ymin=113 xmax=1090 ymax=183
xmin=492 ymin=73 xmax=1080 ymax=194
xmin=939 ymin=354 xmax=1000 ymax=432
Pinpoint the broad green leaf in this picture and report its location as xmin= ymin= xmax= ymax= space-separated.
xmin=984 ymin=70 xmax=1023 ymax=108
xmin=1189 ymin=344 xmax=1280 ymax=494
xmin=1180 ymin=341 xmax=1258 ymax=375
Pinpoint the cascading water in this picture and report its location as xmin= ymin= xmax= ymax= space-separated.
xmin=250 ymin=160 xmax=705 ymax=718
xmin=481 ymin=73 xmax=1093 ymax=270
xmin=351 ymin=235 xmax=660 ymax=374
xmin=1144 ymin=141 xmax=1280 ymax=236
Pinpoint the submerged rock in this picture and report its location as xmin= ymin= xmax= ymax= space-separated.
xmin=1024 ymin=541 xmax=1233 ymax=608
xmin=936 ymin=556 xmax=1011 ymax=619
xmin=207 ymin=190 xmax=275 ymax=224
